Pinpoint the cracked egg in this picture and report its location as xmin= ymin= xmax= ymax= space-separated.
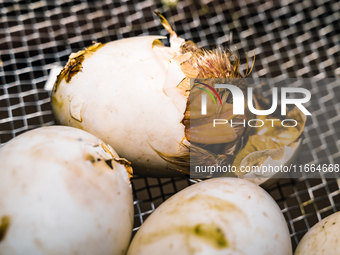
xmin=51 ymin=13 xmax=305 ymax=179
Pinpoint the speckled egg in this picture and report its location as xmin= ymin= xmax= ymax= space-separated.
xmin=295 ymin=211 xmax=340 ymax=255
xmin=127 ymin=177 xmax=292 ymax=255
xmin=0 ymin=126 xmax=133 ymax=255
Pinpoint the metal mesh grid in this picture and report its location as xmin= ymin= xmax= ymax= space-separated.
xmin=0 ymin=0 xmax=340 ymax=251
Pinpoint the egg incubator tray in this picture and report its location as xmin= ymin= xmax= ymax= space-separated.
xmin=0 ymin=0 xmax=339 ymax=251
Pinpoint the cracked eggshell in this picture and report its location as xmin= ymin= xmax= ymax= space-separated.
xmin=295 ymin=212 xmax=340 ymax=255
xmin=52 ymin=36 xmax=187 ymax=177
xmin=127 ymin=178 xmax=292 ymax=255
xmin=244 ymin=139 xmax=303 ymax=187
xmin=0 ymin=126 xmax=133 ymax=255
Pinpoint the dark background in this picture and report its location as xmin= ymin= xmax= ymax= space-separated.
xmin=0 ymin=0 xmax=340 ymax=250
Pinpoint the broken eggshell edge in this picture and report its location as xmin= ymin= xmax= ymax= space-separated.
xmin=51 ymin=36 xmax=188 ymax=177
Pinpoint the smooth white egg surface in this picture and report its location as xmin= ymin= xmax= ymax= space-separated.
xmin=0 ymin=126 xmax=133 ymax=255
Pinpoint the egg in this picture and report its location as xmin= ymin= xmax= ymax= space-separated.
xmin=0 ymin=126 xmax=133 ymax=255
xmin=51 ymin=13 xmax=305 ymax=179
xmin=295 ymin=211 xmax=340 ymax=255
xmin=127 ymin=178 xmax=292 ymax=255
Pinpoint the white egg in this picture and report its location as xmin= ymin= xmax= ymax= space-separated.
xmin=0 ymin=126 xmax=133 ymax=255
xmin=50 ymin=15 xmax=304 ymax=180
xmin=295 ymin=211 xmax=340 ymax=255
xmin=127 ymin=178 xmax=292 ymax=255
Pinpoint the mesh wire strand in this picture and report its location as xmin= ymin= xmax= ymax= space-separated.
xmin=0 ymin=0 xmax=340 ymax=250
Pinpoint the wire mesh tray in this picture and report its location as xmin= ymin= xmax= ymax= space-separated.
xmin=1 ymin=0 xmax=340 ymax=251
